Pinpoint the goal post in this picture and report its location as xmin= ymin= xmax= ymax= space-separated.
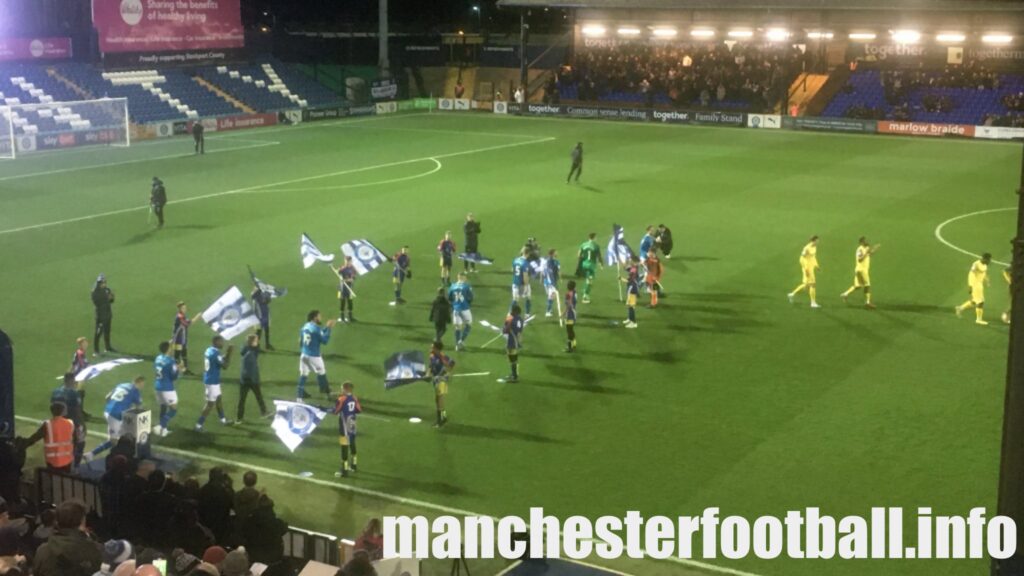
xmin=0 ymin=97 xmax=130 ymax=159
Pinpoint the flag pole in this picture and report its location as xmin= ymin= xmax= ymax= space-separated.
xmin=616 ymin=262 xmax=623 ymax=302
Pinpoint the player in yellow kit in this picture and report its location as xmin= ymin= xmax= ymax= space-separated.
xmin=1002 ymin=268 xmax=1012 ymax=325
xmin=841 ymin=237 xmax=880 ymax=309
xmin=788 ymin=236 xmax=820 ymax=308
xmin=955 ymin=253 xmax=992 ymax=325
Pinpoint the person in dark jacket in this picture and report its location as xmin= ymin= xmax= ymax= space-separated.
xmin=251 ymin=286 xmax=274 ymax=350
xmin=238 ymin=334 xmax=269 ymax=422
xmin=91 ymin=275 xmax=116 ymax=355
xmin=428 ymin=288 xmax=451 ymax=343
xmin=567 ymin=142 xmax=583 ymax=184
xmin=197 ymin=468 xmax=234 ymax=544
xmin=167 ymin=499 xmax=215 ymax=557
xmin=98 ymin=455 xmax=131 ymax=538
xmin=150 ymin=177 xmax=167 ymax=228
xmin=656 ymin=224 xmax=674 ymax=259
xmin=462 ymin=213 xmax=481 ymax=273
xmin=32 ymin=500 xmax=102 ymax=576
xmin=133 ymin=470 xmax=177 ymax=549
xmin=193 ymin=122 xmax=205 ymax=154
xmin=242 ymin=495 xmax=287 ymax=565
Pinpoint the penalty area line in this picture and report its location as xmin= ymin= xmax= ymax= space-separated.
xmin=0 ymin=140 xmax=281 ymax=183
xmin=0 ymin=136 xmax=554 ymax=237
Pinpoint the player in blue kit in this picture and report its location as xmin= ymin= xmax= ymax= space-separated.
xmin=298 ymin=310 xmax=336 ymax=402
xmin=86 ymin=376 xmax=145 ymax=460
xmin=195 ymin=336 xmax=234 ymax=431
xmin=511 ymin=248 xmax=532 ymax=316
xmin=391 ymin=246 xmax=412 ymax=305
xmin=153 ymin=341 xmax=179 ymax=437
xmin=428 ymin=341 xmax=454 ymax=427
xmin=543 ymin=249 xmax=561 ymax=318
xmin=438 ymin=231 xmax=456 ymax=287
xmin=448 ymin=272 xmax=474 ymax=351
xmin=500 ymin=303 xmax=525 ymax=383
xmin=639 ymin=226 xmax=656 ymax=261
xmin=332 ymin=381 xmax=362 ymax=478
xmin=563 ymin=280 xmax=578 ymax=352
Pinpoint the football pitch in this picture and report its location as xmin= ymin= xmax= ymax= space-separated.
xmin=1 ymin=111 xmax=1018 ymax=576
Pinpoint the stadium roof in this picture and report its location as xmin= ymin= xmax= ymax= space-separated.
xmin=496 ymin=0 xmax=1024 ymax=11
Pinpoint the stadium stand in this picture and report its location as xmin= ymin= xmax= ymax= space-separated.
xmin=557 ymin=42 xmax=803 ymax=111
xmin=0 ymin=65 xmax=122 ymax=137
xmin=197 ymin=60 xmax=344 ymax=112
xmin=822 ymin=64 xmax=1024 ymax=125
xmin=53 ymin=64 xmax=244 ymax=124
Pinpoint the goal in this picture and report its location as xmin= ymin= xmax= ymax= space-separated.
xmin=0 ymin=97 xmax=130 ymax=159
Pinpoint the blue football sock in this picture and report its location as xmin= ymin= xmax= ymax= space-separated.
xmin=454 ymin=328 xmax=462 ymax=343
xmin=525 ymin=298 xmax=532 ymax=315
xmin=463 ymin=325 xmax=471 ymax=340
xmin=547 ymin=299 xmax=553 ymax=313
xmin=317 ymin=374 xmax=329 ymax=393
xmin=297 ymin=375 xmax=307 ymax=396
xmin=628 ymin=307 xmax=636 ymax=322
xmin=197 ymin=415 xmax=207 ymax=426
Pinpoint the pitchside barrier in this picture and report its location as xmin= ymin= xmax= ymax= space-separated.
xmin=32 ymin=467 xmax=348 ymax=567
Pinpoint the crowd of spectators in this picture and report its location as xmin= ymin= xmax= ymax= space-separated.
xmin=842 ymin=61 xmax=1005 ymax=121
xmin=0 ymin=452 xmax=383 ymax=576
xmin=551 ymin=42 xmax=803 ymax=111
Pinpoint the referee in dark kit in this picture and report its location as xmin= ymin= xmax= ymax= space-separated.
xmin=567 ymin=142 xmax=583 ymax=184
xmin=193 ymin=121 xmax=205 ymax=154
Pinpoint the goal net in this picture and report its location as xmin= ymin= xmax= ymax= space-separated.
xmin=0 ymin=97 xmax=130 ymax=159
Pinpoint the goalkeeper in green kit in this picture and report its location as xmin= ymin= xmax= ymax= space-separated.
xmin=577 ymin=232 xmax=603 ymax=304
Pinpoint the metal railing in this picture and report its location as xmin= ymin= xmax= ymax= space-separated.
xmin=33 ymin=467 xmax=341 ymax=567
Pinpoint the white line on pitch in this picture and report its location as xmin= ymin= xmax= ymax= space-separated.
xmin=933 ymin=207 xmax=1014 ymax=266
xmin=0 ymin=140 xmax=280 ymax=183
xmin=334 ymin=123 xmax=543 ymax=140
xmin=254 ymin=158 xmax=443 ymax=194
xmin=0 ymin=137 xmax=554 ymax=236
xmin=453 ymin=372 xmax=491 ymax=378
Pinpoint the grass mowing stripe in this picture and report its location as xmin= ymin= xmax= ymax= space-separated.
xmin=0 ymin=137 xmax=554 ymax=236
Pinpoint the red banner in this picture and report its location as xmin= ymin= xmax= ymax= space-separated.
xmin=877 ymin=121 xmax=975 ymax=138
xmin=92 ymin=0 xmax=244 ymax=53
xmin=0 ymin=38 xmax=72 ymax=62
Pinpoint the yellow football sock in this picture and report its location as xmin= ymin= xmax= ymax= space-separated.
xmin=792 ymin=284 xmax=805 ymax=294
xmin=976 ymin=308 xmax=984 ymax=321
xmin=842 ymin=287 xmax=855 ymax=297
xmin=960 ymin=300 xmax=974 ymax=310
xmin=809 ymin=287 xmax=817 ymax=301
xmin=865 ymin=292 xmax=872 ymax=304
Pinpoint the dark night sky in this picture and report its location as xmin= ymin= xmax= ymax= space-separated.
xmin=247 ymin=0 xmax=566 ymax=33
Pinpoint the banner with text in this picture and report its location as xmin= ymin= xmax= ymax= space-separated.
xmin=92 ymin=0 xmax=245 ymax=53
xmin=370 ymin=78 xmax=399 ymax=102
xmin=974 ymin=126 xmax=1024 ymax=140
xmin=877 ymin=121 xmax=974 ymax=138
xmin=0 ymin=38 xmax=72 ymax=62
xmin=187 ymin=113 xmax=277 ymax=133
xmin=783 ymin=117 xmax=877 ymax=134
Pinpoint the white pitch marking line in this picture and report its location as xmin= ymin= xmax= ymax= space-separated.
xmin=933 ymin=206 xmax=1014 ymax=266
xmin=13 ymin=415 xmax=767 ymax=576
xmin=254 ymin=158 xmax=443 ymax=194
xmin=453 ymin=371 xmax=491 ymax=378
xmin=0 ymin=136 xmax=554 ymax=236
xmin=0 ymin=140 xmax=280 ymax=183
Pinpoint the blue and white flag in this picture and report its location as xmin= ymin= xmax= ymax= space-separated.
xmin=201 ymin=286 xmax=261 ymax=340
xmin=458 ymin=252 xmax=494 ymax=265
xmin=74 ymin=358 xmax=142 ymax=383
xmin=384 ymin=350 xmax=427 ymax=390
xmin=341 ymin=239 xmax=388 ymax=276
xmin=606 ymin=224 xmax=636 ymax=266
xmin=301 ymin=233 xmax=335 ymax=269
xmin=272 ymin=400 xmax=326 ymax=452
xmin=248 ymin=266 xmax=287 ymax=299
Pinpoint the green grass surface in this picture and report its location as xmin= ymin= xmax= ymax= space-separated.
xmin=2 ymin=112 xmax=1017 ymax=576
